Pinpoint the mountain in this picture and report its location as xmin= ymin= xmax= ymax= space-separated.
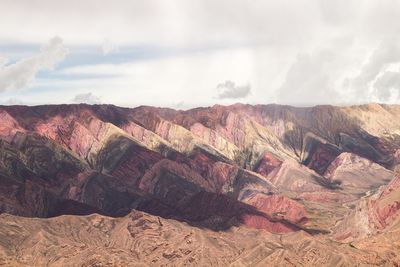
xmin=0 ymin=103 xmax=399 ymax=266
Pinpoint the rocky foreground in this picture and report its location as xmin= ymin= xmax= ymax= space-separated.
xmin=0 ymin=103 xmax=400 ymax=266
xmin=0 ymin=210 xmax=399 ymax=266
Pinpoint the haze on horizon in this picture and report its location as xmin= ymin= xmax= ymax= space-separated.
xmin=1 ymin=0 xmax=400 ymax=108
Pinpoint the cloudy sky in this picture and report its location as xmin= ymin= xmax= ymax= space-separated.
xmin=1 ymin=0 xmax=400 ymax=108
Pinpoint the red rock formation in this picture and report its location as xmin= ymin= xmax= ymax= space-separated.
xmin=1 ymin=103 xmax=400 ymax=239
xmin=253 ymin=151 xmax=282 ymax=177
xmin=305 ymin=142 xmax=341 ymax=175
xmin=109 ymin=145 xmax=164 ymax=186
xmin=368 ymin=176 xmax=400 ymax=230
xmin=334 ymin=175 xmax=400 ymax=241
xmin=243 ymin=193 xmax=308 ymax=225
xmin=380 ymin=175 xmax=400 ymax=198
xmin=0 ymin=110 xmax=25 ymax=142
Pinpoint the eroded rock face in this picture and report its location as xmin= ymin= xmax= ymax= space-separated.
xmin=303 ymin=139 xmax=341 ymax=175
xmin=368 ymin=176 xmax=400 ymax=230
xmin=324 ymin=152 xmax=395 ymax=191
xmin=0 ymin=110 xmax=25 ymax=143
xmin=253 ymin=151 xmax=282 ymax=177
xmin=333 ymin=175 xmax=400 ymax=242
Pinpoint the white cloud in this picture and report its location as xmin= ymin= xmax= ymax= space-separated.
xmin=216 ymin=80 xmax=251 ymax=99
xmin=373 ymin=70 xmax=400 ymax=101
xmin=277 ymin=38 xmax=361 ymax=105
xmin=344 ymin=38 xmax=400 ymax=102
xmin=0 ymin=0 xmax=322 ymax=46
xmin=0 ymin=37 xmax=68 ymax=92
xmin=278 ymin=50 xmax=339 ymax=105
xmin=72 ymin=92 xmax=102 ymax=104
xmin=0 ymin=57 xmax=8 ymax=67
xmin=351 ymin=38 xmax=400 ymax=92
xmin=1 ymin=1 xmax=400 ymax=106
xmin=102 ymin=39 xmax=119 ymax=55
xmin=56 ymin=47 xmax=256 ymax=107
xmin=3 ymin=97 xmax=24 ymax=105
xmin=174 ymin=101 xmax=185 ymax=109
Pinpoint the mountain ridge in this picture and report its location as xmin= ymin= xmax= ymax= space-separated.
xmin=0 ymin=103 xmax=400 ymax=266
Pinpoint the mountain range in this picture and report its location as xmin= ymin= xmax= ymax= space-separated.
xmin=0 ymin=103 xmax=399 ymax=266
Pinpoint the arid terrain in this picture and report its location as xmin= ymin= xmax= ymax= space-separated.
xmin=0 ymin=103 xmax=400 ymax=266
